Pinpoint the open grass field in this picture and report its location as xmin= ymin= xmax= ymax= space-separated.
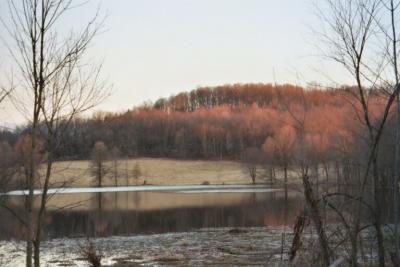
xmin=46 ymin=158 xmax=264 ymax=187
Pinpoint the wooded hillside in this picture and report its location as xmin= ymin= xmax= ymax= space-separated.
xmin=0 ymin=83 xmax=396 ymax=164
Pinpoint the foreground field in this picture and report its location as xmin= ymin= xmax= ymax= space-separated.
xmin=46 ymin=158 xmax=264 ymax=187
xmin=0 ymin=227 xmax=292 ymax=266
xmin=0 ymin=225 xmax=384 ymax=266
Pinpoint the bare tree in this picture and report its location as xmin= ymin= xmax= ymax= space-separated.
xmin=262 ymin=125 xmax=296 ymax=197
xmin=34 ymin=50 xmax=108 ymax=267
xmin=316 ymin=0 xmax=400 ymax=265
xmin=110 ymin=147 xmax=121 ymax=187
xmin=390 ymin=0 xmax=400 ymax=261
xmin=132 ymin=161 xmax=142 ymax=186
xmin=91 ymin=141 xmax=109 ymax=188
xmin=0 ymin=141 xmax=18 ymax=200
xmin=0 ymin=69 xmax=14 ymax=196
xmin=279 ymin=93 xmax=333 ymax=266
xmin=241 ymin=147 xmax=264 ymax=184
xmin=1 ymin=1 xmax=108 ymax=266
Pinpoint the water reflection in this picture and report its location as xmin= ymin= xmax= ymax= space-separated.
xmin=0 ymin=190 xmax=301 ymax=240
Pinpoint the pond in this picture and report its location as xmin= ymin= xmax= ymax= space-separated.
xmin=0 ymin=185 xmax=302 ymax=240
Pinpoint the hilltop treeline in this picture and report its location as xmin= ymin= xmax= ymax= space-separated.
xmin=153 ymin=83 xmax=339 ymax=111
xmin=0 ymin=83 xmax=396 ymax=164
xmin=50 ymin=83 xmax=349 ymax=160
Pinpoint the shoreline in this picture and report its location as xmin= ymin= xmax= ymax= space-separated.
xmin=5 ymin=184 xmax=281 ymax=196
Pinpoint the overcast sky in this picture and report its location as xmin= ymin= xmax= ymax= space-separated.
xmin=0 ymin=0 xmax=351 ymax=126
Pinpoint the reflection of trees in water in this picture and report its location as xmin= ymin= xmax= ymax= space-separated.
xmin=0 ymin=191 xmax=302 ymax=239
xmin=88 ymin=191 xmax=143 ymax=237
xmin=97 ymin=192 xmax=102 ymax=213
xmin=133 ymin=192 xmax=141 ymax=207
xmin=263 ymin=192 xmax=292 ymax=227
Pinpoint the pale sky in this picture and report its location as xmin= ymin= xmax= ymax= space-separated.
xmin=0 ymin=0 xmax=351 ymax=126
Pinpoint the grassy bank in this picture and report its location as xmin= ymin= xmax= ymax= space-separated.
xmin=45 ymin=158 xmax=263 ymax=187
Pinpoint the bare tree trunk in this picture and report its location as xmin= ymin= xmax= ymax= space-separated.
xmin=33 ymin=141 xmax=53 ymax=267
xmin=315 ymin=165 xmax=319 ymax=194
xmin=97 ymin=161 xmax=103 ymax=187
xmin=270 ymin=166 xmax=274 ymax=186
xmin=373 ymin=158 xmax=385 ymax=267
xmin=302 ymin=174 xmax=331 ymax=266
xmin=26 ymin=4 xmax=43 ymax=263
xmin=289 ymin=214 xmax=308 ymax=262
xmin=114 ymin=164 xmax=118 ymax=187
xmin=284 ymin=165 xmax=288 ymax=200
xmin=391 ymin=0 xmax=400 ymax=257
xmin=27 ymin=55 xmax=42 ymax=267
xmin=26 ymin=132 xmax=35 ymax=267
xmin=395 ymin=91 xmax=400 ymax=259
xmin=350 ymin=231 xmax=358 ymax=267
xmin=125 ymin=160 xmax=129 ymax=186
xmin=323 ymin=162 xmax=329 ymax=193
xmin=3 ymin=1 xmax=108 ymax=265
xmin=335 ymin=161 xmax=341 ymax=192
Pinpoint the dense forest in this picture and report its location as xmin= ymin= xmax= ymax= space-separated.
xmin=0 ymin=83 xmax=396 ymax=166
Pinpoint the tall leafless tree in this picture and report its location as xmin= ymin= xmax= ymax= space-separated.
xmin=1 ymin=1 xmax=109 ymax=266
xmin=132 ymin=161 xmax=142 ymax=185
xmin=316 ymin=0 xmax=400 ymax=265
xmin=241 ymin=147 xmax=264 ymax=184
xmin=91 ymin=141 xmax=109 ymax=188
xmin=279 ymin=90 xmax=333 ymax=266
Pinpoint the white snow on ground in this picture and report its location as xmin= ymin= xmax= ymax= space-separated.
xmin=0 ymin=226 xmax=384 ymax=266
xmin=0 ymin=227 xmax=289 ymax=267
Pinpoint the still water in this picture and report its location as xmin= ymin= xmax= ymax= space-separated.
xmin=0 ymin=185 xmax=301 ymax=240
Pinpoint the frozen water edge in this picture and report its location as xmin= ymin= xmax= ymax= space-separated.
xmin=0 ymin=227 xmax=292 ymax=267
xmin=4 ymin=184 xmax=280 ymax=196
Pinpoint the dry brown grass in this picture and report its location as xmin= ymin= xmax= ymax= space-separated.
xmin=45 ymin=158 xmax=259 ymax=187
